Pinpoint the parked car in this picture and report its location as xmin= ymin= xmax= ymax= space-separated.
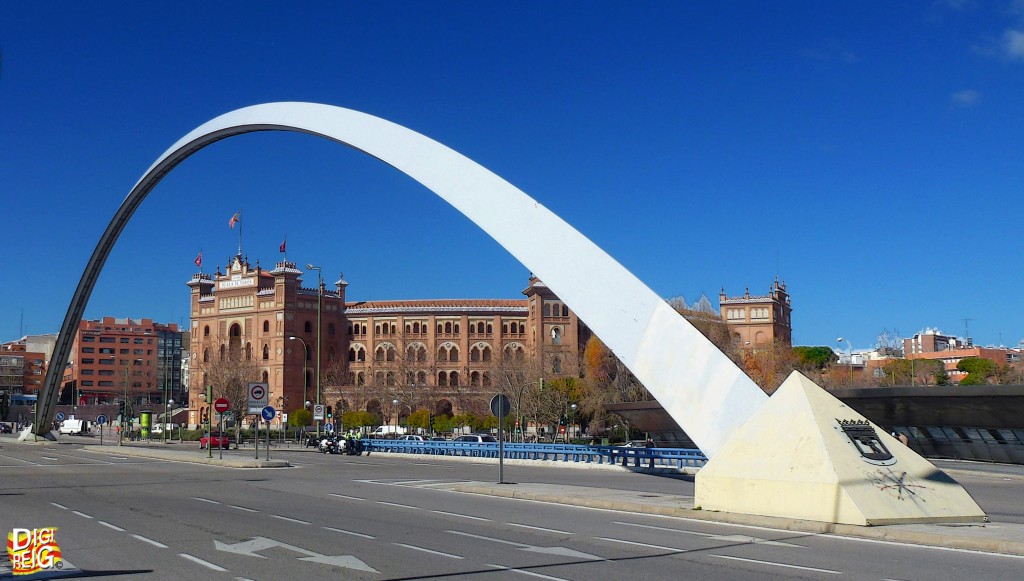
xmin=454 ymin=434 xmax=497 ymax=443
xmin=200 ymin=431 xmax=231 ymax=449
xmin=398 ymin=435 xmax=427 ymax=442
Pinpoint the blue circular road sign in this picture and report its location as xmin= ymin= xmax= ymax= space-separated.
xmin=96 ymin=414 xmax=108 ymax=425
xmin=261 ymin=405 xmax=276 ymax=421
xmin=55 ymin=412 xmax=65 ymax=421
xmin=324 ymin=423 xmax=334 ymax=432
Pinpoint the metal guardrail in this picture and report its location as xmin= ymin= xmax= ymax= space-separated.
xmin=362 ymin=439 xmax=707 ymax=469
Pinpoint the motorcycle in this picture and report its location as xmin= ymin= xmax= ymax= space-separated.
xmin=319 ymin=435 xmax=341 ymax=454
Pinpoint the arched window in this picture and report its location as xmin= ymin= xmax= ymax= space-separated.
xmin=414 ymin=322 xmax=421 ymax=333
xmin=437 ymin=323 xmax=443 ymax=334
xmin=454 ymin=323 xmax=460 ymax=334
xmin=356 ymin=372 xmax=365 ymax=386
xmin=306 ymin=347 xmax=312 ymax=362
xmin=263 ymin=320 xmax=269 ymax=333
xmin=502 ymin=323 xmax=508 ymax=334
xmin=203 ymin=348 xmax=209 ymax=363
xmin=542 ymin=303 xmax=550 ymax=317
xmin=552 ymin=356 xmax=562 ymax=374
xmin=349 ymin=348 xmax=357 ymax=362
xmin=245 ymin=342 xmax=252 ymax=360
xmin=406 ymin=323 xmax=411 ymax=334
xmin=487 ymin=323 xmax=493 ymax=334
xmin=358 ymin=348 xmax=365 ymax=362
xmin=438 ymin=371 xmax=448 ymax=387
xmin=262 ymin=344 xmax=269 ymax=360
xmin=437 ymin=346 xmax=448 ymax=362
xmin=361 ymin=324 xmax=367 ymax=335
xmin=471 ymin=371 xmax=480 ymax=386
xmin=417 ymin=371 xmax=427 ymax=385
xmin=450 ymin=371 xmax=459 ymax=387
xmin=386 ymin=346 xmax=395 ymax=362
xmin=551 ymin=327 xmax=562 ymax=345
xmin=261 ymin=370 xmax=269 ymax=383
xmin=328 ymin=323 xmax=335 ymax=335
xmin=304 ymin=321 xmax=312 ymax=333
xmin=562 ymin=305 xmax=569 ymax=317
xmin=482 ymin=346 xmax=491 ymax=362
xmin=444 ymin=322 xmax=452 ymax=334
xmin=375 ymin=324 xmax=381 ymax=335
xmin=204 ymin=325 xmax=210 ymax=337
xmin=390 ymin=323 xmax=396 ymax=334
xmin=470 ymin=347 xmax=480 ymax=362
xmin=449 ymin=346 xmax=459 ymax=362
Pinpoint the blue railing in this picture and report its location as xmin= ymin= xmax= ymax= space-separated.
xmin=361 ymin=439 xmax=707 ymax=469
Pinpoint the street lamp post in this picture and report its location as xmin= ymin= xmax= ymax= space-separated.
xmin=392 ymin=399 xmax=399 ymax=435
xmin=306 ymin=263 xmax=323 ymax=437
xmin=570 ymin=403 xmax=577 ymax=441
xmin=837 ymin=337 xmax=854 ymax=385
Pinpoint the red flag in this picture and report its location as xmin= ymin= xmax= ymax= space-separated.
xmin=279 ymin=238 xmax=287 ymax=253
xmin=229 ymin=211 xmax=241 ymax=229
xmin=194 ymin=251 xmax=202 ymax=268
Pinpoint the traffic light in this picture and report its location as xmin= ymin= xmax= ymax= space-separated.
xmin=118 ymin=401 xmax=126 ymax=417
xmin=326 ymin=406 xmax=333 ymax=419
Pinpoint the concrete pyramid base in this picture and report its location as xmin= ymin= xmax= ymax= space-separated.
xmin=694 ymin=372 xmax=987 ymax=526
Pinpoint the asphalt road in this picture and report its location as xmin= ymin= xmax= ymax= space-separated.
xmin=2 ymin=442 xmax=1022 ymax=580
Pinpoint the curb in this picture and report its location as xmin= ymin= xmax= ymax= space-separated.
xmin=81 ymin=445 xmax=290 ymax=468
xmin=451 ymin=483 xmax=1024 ymax=557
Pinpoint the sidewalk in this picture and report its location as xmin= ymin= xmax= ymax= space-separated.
xmin=76 ymin=443 xmax=1024 ymax=557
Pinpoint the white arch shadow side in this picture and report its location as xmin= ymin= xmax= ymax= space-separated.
xmin=37 ymin=102 xmax=766 ymax=455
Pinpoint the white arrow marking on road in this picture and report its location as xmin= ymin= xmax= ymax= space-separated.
xmin=214 ymin=536 xmax=377 ymax=573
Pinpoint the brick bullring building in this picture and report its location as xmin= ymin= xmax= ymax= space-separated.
xmin=186 ymin=254 xmax=585 ymax=427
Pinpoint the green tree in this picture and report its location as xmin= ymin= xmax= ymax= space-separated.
xmin=288 ymin=408 xmax=312 ymax=428
xmin=407 ymin=409 xmax=431 ymax=432
xmin=957 ymin=357 xmax=995 ymax=385
xmin=432 ymin=414 xmax=454 ymax=434
xmin=793 ymin=346 xmax=837 ymax=371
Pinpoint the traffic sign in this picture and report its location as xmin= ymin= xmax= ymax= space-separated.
xmin=96 ymin=414 xmax=107 ymax=425
xmin=313 ymin=404 xmax=325 ymax=421
xmin=324 ymin=422 xmax=334 ymax=432
xmin=247 ymin=382 xmax=269 ymax=413
xmin=489 ymin=394 xmax=511 ymax=418
xmin=261 ymin=406 xmax=276 ymax=422
xmin=214 ymin=397 xmax=230 ymax=414
xmin=55 ymin=411 xmax=66 ymax=421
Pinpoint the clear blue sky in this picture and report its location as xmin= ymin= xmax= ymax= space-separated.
xmin=2 ymin=2 xmax=1022 ymax=351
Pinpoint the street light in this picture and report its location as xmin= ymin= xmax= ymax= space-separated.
xmin=570 ymin=403 xmax=577 ymax=440
xmin=837 ymin=337 xmax=854 ymax=385
xmin=306 ymin=263 xmax=323 ymax=434
xmin=288 ymin=336 xmax=309 ymax=406
xmin=392 ymin=399 xmax=399 ymax=435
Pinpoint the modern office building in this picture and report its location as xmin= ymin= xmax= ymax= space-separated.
xmin=905 ymin=328 xmax=1021 ymax=383
xmin=62 ymin=317 xmax=183 ymax=406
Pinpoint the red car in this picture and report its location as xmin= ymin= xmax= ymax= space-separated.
xmin=200 ymin=431 xmax=231 ymax=449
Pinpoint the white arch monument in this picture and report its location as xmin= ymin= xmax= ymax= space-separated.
xmin=34 ymin=103 xmax=984 ymax=525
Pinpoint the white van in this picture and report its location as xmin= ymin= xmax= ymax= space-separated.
xmin=370 ymin=425 xmax=407 ymax=437
xmin=58 ymin=419 xmax=89 ymax=435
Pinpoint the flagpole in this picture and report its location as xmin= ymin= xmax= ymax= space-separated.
xmin=238 ymin=209 xmax=243 ymax=256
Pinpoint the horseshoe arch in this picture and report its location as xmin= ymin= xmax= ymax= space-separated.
xmin=36 ymin=102 xmax=766 ymax=456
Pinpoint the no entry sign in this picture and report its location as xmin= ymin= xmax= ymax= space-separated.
xmin=214 ymin=397 xmax=230 ymax=414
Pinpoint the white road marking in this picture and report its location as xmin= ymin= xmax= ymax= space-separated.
xmin=329 ymin=493 xmax=364 ymax=501
xmin=596 ymin=537 xmax=684 ymax=552
xmin=613 ymin=521 xmax=803 ymax=548
xmin=229 ymin=505 xmax=258 ymax=512
xmin=98 ymin=521 xmax=125 ymax=532
xmin=0 ymin=453 xmax=38 ymax=465
xmin=449 ymin=530 xmax=526 ymax=547
xmin=50 ymin=502 xmax=68 ymax=510
xmin=816 ymin=532 xmax=1024 ymax=560
xmin=710 ymin=554 xmax=841 ymax=574
xmin=132 ymin=534 xmax=169 ymax=548
xmin=486 ymin=564 xmax=570 ymax=580
xmin=192 ymin=497 xmax=221 ymax=504
xmin=72 ymin=511 xmax=93 ymax=519
xmin=269 ymin=514 xmax=310 ymax=525
xmin=323 ymin=526 xmax=375 ymax=539
xmin=179 ymin=553 xmax=228 ymax=571
xmin=393 ymin=542 xmax=464 ymax=559
xmin=41 ymin=456 xmax=58 ymax=460
xmin=431 ymin=510 xmax=490 ymax=521
xmin=376 ymin=501 xmax=420 ymax=510
xmin=108 ymin=456 xmax=129 ymax=460
xmin=508 ymin=523 xmax=573 ymax=535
